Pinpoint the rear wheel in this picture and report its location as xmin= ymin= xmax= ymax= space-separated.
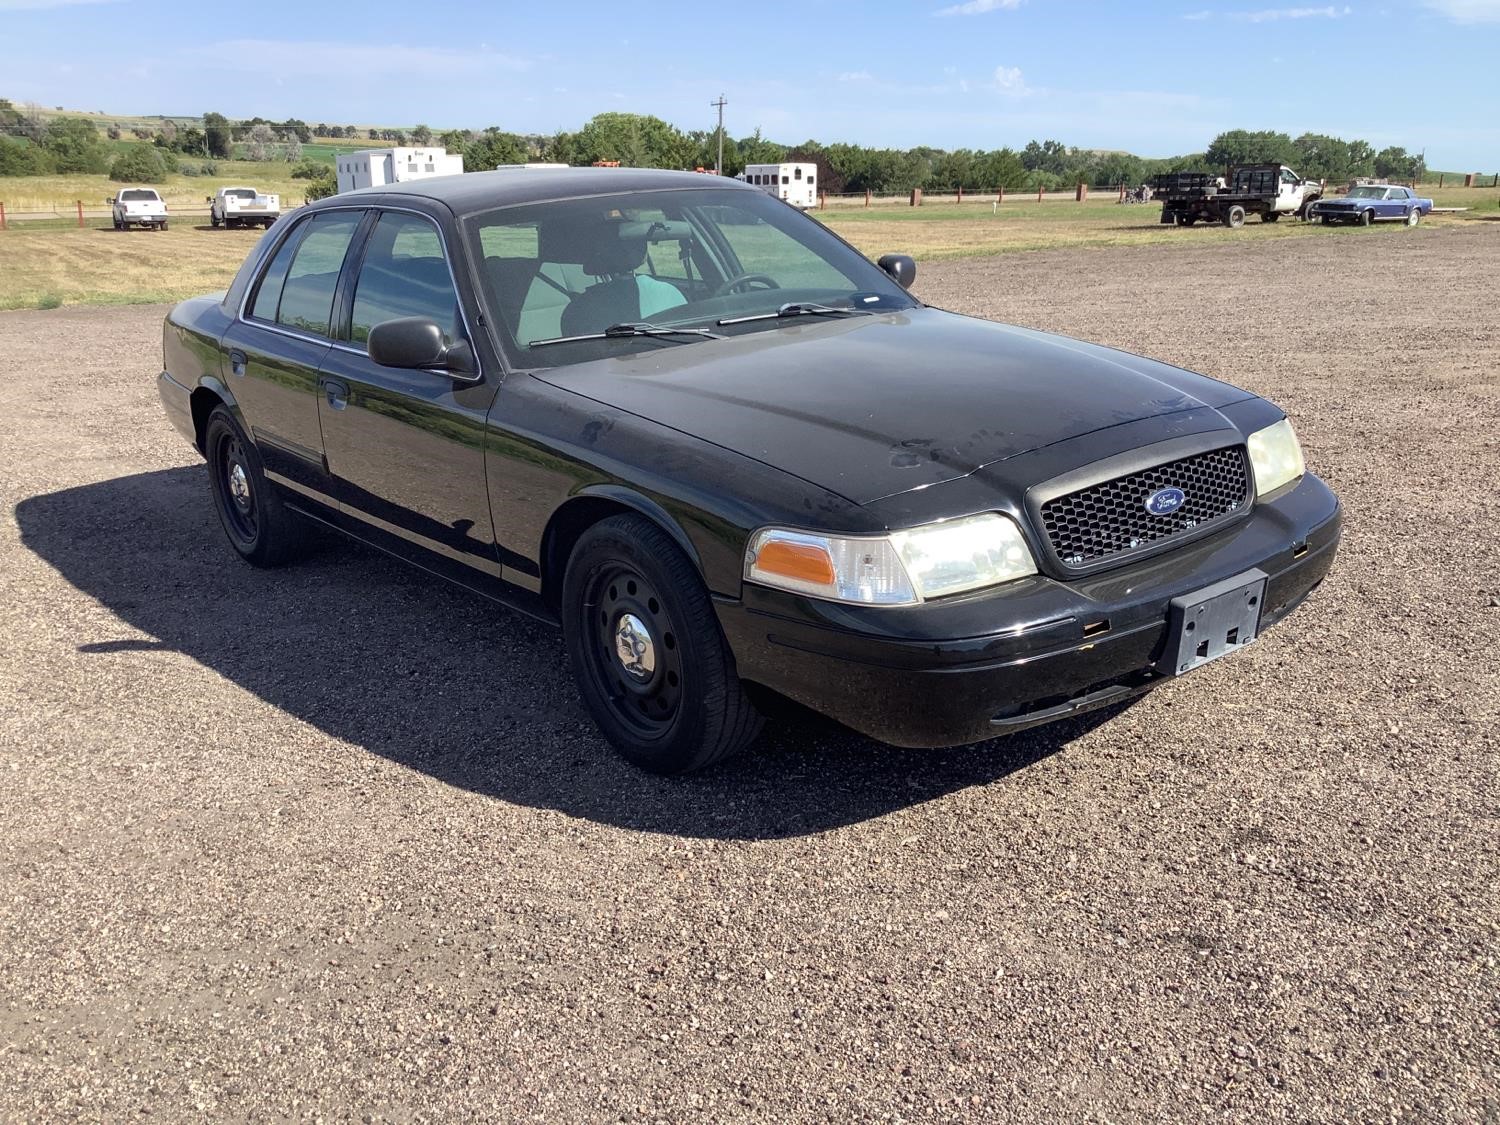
xmin=1359 ymin=209 xmax=1374 ymax=227
xmin=1182 ymin=216 xmax=1197 ymax=227
xmin=562 ymin=514 xmax=763 ymax=774
xmin=1261 ymin=211 xmax=1280 ymax=223
xmin=1224 ymin=205 xmax=1246 ymax=229
xmin=204 ymin=405 xmax=308 ymax=567
xmin=1406 ymin=207 xmax=1421 ymax=227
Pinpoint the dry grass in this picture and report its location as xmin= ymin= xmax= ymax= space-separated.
xmin=0 ymin=224 xmax=261 ymax=310
xmin=0 ymin=160 xmax=317 ymax=214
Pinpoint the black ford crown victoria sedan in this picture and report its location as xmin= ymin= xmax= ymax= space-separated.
xmin=157 ymin=168 xmax=1341 ymax=773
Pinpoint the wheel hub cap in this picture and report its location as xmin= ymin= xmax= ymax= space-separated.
xmin=228 ymin=463 xmax=251 ymax=509
xmin=613 ymin=613 xmax=656 ymax=681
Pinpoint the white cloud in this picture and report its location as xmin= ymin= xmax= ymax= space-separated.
xmin=1423 ymin=0 xmax=1500 ymax=20
xmin=936 ymin=0 xmax=1023 ymax=16
xmin=838 ymin=70 xmax=874 ymax=82
xmin=1186 ymin=4 xmax=1353 ymax=17
xmin=0 ymin=0 xmax=118 ymax=8
xmin=992 ymin=65 xmax=1029 ymax=94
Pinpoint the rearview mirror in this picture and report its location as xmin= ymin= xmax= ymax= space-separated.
xmin=368 ymin=317 xmax=475 ymax=376
xmin=878 ymin=253 xmax=916 ymax=290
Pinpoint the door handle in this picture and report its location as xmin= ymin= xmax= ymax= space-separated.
xmin=228 ymin=349 xmax=247 ymax=377
xmin=321 ymin=377 xmax=349 ymax=410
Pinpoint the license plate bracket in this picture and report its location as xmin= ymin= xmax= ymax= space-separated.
xmin=1156 ymin=568 xmax=1268 ymax=677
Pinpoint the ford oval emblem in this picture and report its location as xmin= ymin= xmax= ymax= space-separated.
xmin=1145 ymin=487 xmax=1186 ymax=516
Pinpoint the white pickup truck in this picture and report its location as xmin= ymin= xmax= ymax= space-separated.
xmin=209 ymin=186 xmax=280 ymax=230
xmin=109 ymin=187 xmax=169 ymax=231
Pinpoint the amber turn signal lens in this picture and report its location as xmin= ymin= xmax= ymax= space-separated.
xmin=753 ymin=539 xmax=837 ymax=586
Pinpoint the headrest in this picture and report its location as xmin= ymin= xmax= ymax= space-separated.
xmin=539 ymin=219 xmax=646 ymax=275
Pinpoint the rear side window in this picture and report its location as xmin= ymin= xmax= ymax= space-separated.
xmin=350 ymin=212 xmax=462 ymax=347
xmin=273 ymin=211 xmax=363 ymax=337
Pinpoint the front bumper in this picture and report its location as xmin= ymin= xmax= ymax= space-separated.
xmin=717 ymin=473 xmax=1341 ymax=747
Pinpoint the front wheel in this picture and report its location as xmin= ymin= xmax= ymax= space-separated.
xmin=204 ymin=405 xmax=308 ymax=567
xmin=1359 ymin=209 xmax=1374 ymax=227
xmin=562 ymin=514 xmax=763 ymax=774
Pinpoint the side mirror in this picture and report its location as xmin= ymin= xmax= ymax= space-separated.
xmin=368 ymin=317 xmax=475 ymax=376
xmin=106 ymin=197 xmax=116 ymax=205
xmin=205 ymin=196 xmax=213 ymax=203
xmin=877 ymin=253 xmax=917 ymax=291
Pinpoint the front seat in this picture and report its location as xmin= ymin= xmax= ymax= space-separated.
xmin=559 ymin=235 xmax=685 ymax=337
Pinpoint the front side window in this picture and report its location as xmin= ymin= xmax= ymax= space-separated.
xmin=350 ymin=211 xmax=463 ymax=347
xmin=254 ymin=210 xmax=362 ymax=337
xmin=465 ymin=186 xmax=916 ymax=367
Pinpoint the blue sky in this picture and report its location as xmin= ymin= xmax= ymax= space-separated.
xmin=3 ymin=0 xmax=1497 ymax=168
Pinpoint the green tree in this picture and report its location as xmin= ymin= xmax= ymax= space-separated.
xmin=464 ymin=128 xmax=528 ymax=168
xmin=202 ymin=111 xmax=232 ymax=159
xmin=109 ymin=143 xmax=170 ymax=182
xmin=1373 ymin=146 xmax=1425 ymax=181
xmin=569 ymin=112 xmax=694 ymax=169
xmin=43 ymin=117 xmax=110 ymax=174
xmin=0 ymin=137 xmax=54 ymax=175
xmin=412 ymin=123 xmax=433 ymax=145
xmin=1204 ymin=129 xmax=1297 ymax=170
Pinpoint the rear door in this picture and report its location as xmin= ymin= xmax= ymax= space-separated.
xmin=219 ymin=208 xmax=367 ymax=503
xmin=315 ymin=208 xmax=502 ymax=577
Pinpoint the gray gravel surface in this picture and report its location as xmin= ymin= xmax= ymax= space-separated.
xmin=1 ymin=225 xmax=1497 ymax=1122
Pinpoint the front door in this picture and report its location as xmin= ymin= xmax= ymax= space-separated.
xmin=315 ymin=209 xmax=501 ymax=578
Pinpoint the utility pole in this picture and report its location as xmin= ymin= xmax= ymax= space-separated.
xmin=710 ymin=94 xmax=727 ymax=175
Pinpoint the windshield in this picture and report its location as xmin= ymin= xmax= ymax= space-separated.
xmin=225 ymin=188 xmax=257 ymax=200
xmin=120 ymin=189 xmax=159 ymax=202
xmin=464 ymin=186 xmax=916 ymax=367
xmin=1347 ymin=186 xmax=1384 ymax=199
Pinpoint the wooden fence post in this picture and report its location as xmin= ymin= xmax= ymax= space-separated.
xmin=1464 ymin=173 xmax=1475 ymax=188
xmin=997 ymin=186 xmax=1003 ymax=206
xmin=819 ymin=193 xmax=826 ymax=211
xmin=0 ymin=202 xmax=6 ymax=231
xmin=957 ymin=185 xmax=963 ymax=204
xmin=1118 ymin=183 xmax=1126 ymax=202
xmin=910 ymin=188 xmax=922 ymax=207
xmin=1438 ymin=173 xmax=1444 ymax=188
xmin=1037 ymin=185 xmax=1044 ymax=203
xmin=77 ymin=200 xmax=85 ymax=227
xmin=865 ymin=189 xmax=871 ymax=207
xmin=1076 ymin=183 xmax=1088 ymax=202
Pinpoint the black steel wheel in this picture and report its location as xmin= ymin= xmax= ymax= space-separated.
xmin=1261 ymin=210 xmax=1280 ymax=222
xmin=204 ymin=405 xmax=307 ymax=567
xmin=563 ymin=514 xmax=763 ymax=774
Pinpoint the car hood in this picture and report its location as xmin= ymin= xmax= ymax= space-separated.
xmin=1319 ymin=197 xmax=1367 ymax=207
xmin=534 ymin=306 xmax=1254 ymax=505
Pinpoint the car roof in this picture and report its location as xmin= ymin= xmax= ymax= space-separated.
xmin=327 ymin=167 xmax=758 ymax=215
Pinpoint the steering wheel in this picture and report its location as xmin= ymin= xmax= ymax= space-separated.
xmin=712 ymin=273 xmax=780 ymax=299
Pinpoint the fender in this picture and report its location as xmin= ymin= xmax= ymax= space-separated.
xmin=570 ymin=483 xmax=705 ymax=574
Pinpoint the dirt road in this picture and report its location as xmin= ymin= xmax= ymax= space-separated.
xmin=2 ymin=225 xmax=1496 ymax=1121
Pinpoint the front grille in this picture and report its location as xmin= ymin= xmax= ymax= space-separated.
xmin=1040 ymin=446 xmax=1251 ymax=569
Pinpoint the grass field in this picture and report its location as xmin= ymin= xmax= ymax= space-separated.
xmin=0 ymin=159 xmax=325 ymax=214
xmin=1 ymin=182 xmax=1495 ymax=311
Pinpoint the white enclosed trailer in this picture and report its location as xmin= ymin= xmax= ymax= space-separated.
xmin=743 ymin=162 xmax=818 ymax=209
xmin=334 ymin=147 xmax=465 ymax=194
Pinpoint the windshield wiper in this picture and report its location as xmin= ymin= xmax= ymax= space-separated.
xmin=717 ymin=302 xmax=868 ymax=326
xmin=528 ymin=322 xmax=724 ymax=348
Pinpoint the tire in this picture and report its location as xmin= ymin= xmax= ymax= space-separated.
xmin=1224 ymin=205 xmax=1246 ymax=229
xmin=1261 ymin=211 xmax=1280 ymax=223
xmin=1359 ymin=209 xmax=1374 ymax=227
xmin=1406 ymin=207 xmax=1421 ymax=227
xmin=211 ymin=213 xmax=221 ymax=229
xmin=159 ymin=221 xmax=168 ymax=231
xmin=562 ymin=514 xmax=763 ymax=774
xmin=204 ymin=405 xmax=308 ymax=567
xmin=1182 ymin=216 xmax=1197 ymax=227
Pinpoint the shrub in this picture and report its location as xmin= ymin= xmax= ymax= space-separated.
xmin=36 ymin=293 xmax=63 ymax=310
xmin=0 ymin=138 xmax=55 ymax=176
xmin=109 ymin=143 xmax=170 ymax=183
xmin=290 ymin=159 xmax=329 ymax=179
xmin=180 ymin=162 xmax=200 ymax=177
xmin=303 ymin=171 xmax=338 ymax=202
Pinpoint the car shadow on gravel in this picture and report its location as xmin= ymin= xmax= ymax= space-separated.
xmin=17 ymin=468 xmax=1125 ymax=840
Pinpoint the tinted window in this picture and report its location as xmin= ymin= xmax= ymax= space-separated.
xmin=250 ymin=225 xmax=300 ymax=322
xmin=120 ymin=189 xmax=158 ymax=201
xmin=350 ymin=212 xmax=462 ymax=347
xmin=277 ymin=211 xmax=363 ymax=337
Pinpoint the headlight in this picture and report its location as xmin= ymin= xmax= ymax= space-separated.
xmin=1247 ymin=418 xmax=1305 ymax=498
xmin=745 ymin=513 xmax=1036 ymax=606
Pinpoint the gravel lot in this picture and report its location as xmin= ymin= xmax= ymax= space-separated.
xmin=2 ymin=225 xmax=1497 ymax=1122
